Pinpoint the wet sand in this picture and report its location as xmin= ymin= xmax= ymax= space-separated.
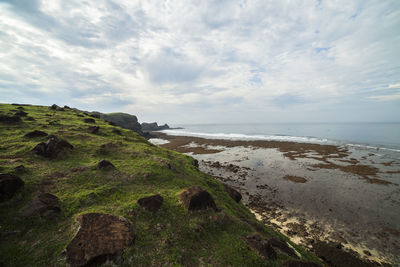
xmin=152 ymin=132 xmax=400 ymax=265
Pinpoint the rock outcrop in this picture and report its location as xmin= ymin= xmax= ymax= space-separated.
xmin=245 ymin=234 xmax=277 ymax=259
xmin=0 ymin=115 xmax=22 ymax=124
xmin=19 ymin=193 xmax=61 ymax=218
xmin=83 ymin=118 xmax=95 ymax=123
xmin=24 ymin=130 xmax=48 ymax=138
xmin=179 ymin=186 xmax=218 ymax=211
xmin=88 ymin=126 xmax=100 ymax=134
xmin=0 ymin=173 xmax=24 ymax=201
xmin=97 ymin=159 xmax=115 ymax=170
xmin=137 ymin=194 xmax=163 ymax=212
xmin=66 ymin=213 xmax=134 ymax=267
xmin=99 ymin=113 xmax=142 ymax=134
xmin=141 ymin=122 xmax=170 ymax=131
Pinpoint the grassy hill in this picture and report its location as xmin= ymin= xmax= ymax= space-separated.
xmin=0 ymin=103 xmax=320 ymax=266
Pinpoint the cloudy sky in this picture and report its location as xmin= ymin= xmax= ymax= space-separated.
xmin=0 ymin=0 xmax=399 ymax=124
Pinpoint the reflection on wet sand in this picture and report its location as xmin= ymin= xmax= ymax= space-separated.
xmin=152 ymin=132 xmax=400 ymax=265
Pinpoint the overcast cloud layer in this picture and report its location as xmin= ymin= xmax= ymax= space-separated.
xmin=0 ymin=0 xmax=399 ymax=123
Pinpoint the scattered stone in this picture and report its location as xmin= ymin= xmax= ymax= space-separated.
xmin=137 ymin=194 xmax=163 ymax=212
xmin=19 ymin=193 xmax=61 ymax=218
xmin=268 ymin=238 xmax=299 ymax=258
xmin=32 ymin=136 xmax=73 ymax=158
xmin=223 ymin=184 xmax=242 ymax=203
xmin=50 ymin=104 xmax=59 ymax=110
xmin=0 ymin=115 xmax=22 ymax=124
xmin=24 ymin=130 xmax=48 ymax=138
xmin=15 ymin=110 xmax=28 ymax=116
xmin=245 ymin=234 xmax=277 ymax=259
xmin=25 ymin=116 xmax=35 ymax=121
xmin=112 ymin=129 xmax=121 ymax=135
xmin=0 ymin=173 xmax=25 ymax=201
xmin=97 ymin=159 xmax=115 ymax=170
xmin=313 ymin=241 xmax=374 ymax=267
xmin=88 ymin=126 xmax=100 ymax=134
xmin=66 ymin=213 xmax=134 ymax=267
xmin=179 ymin=186 xmax=218 ymax=211
xmin=83 ymin=118 xmax=95 ymax=123
xmin=283 ymin=260 xmax=321 ymax=267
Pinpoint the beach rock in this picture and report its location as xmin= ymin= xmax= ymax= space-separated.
xmin=223 ymin=184 xmax=242 ymax=203
xmin=0 ymin=173 xmax=24 ymax=201
xmin=24 ymin=130 xmax=48 ymax=138
xmin=97 ymin=159 xmax=115 ymax=170
xmin=245 ymin=234 xmax=277 ymax=259
xmin=83 ymin=118 xmax=95 ymax=123
xmin=313 ymin=241 xmax=374 ymax=267
xmin=19 ymin=193 xmax=61 ymax=218
xmin=179 ymin=186 xmax=218 ymax=211
xmin=15 ymin=110 xmax=28 ymax=116
xmin=112 ymin=129 xmax=121 ymax=135
xmin=0 ymin=115 xmax=22 ymax=124
xmin=66 ymin=213 xmax=134 ymax=267
xmin=268 ymin=237 xmax=299 ymax=258
xmin=32 ymin=136 xmax=73 ymax=158
xmin=282 ymin=260 xmax=321 ymax=267
xmin=137 ymin=194 xmax=163 ymax=212
xmin=88 ymin=126 xmax=100 ymax=134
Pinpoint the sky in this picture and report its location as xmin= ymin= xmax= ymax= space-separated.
xmin=0 ymin=0 xmax=399 ymax=124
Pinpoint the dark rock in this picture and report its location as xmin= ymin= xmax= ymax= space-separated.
xmin=66 ymin=213 xmax=134 ymax=267
xmin=100 ymin=113 xmax=142 ymax=135
xmin=50 ymin=104 xmax=59 ymax=110
xmin=268 ymin=238 xmax=299 ymax=258
xmin=88 ymin=126 xmax=100 ymax=134
xmin=14 ymin=165 xmax=27 ymax=174
xmin=58 ymin=108 xmax=65 ymax=111
xmin=77 ymin=114 xmax=84 ymax=117
xmin=137 ymin=194 xmax=163 ymax=212
xmin=282 ymin=260 xmax=322 ymax=267
xmin=17 ymin=106 xmax=24 ymax=110
xmin=193 ymin=159 xmax=199 ymax=168
xmin=245 ymin=234 xmax=277 ymax=260
xmin=108 ymin=121 xmax=116 ymax=126
xmin=97 ymin=160 xmax=115 ymax=170
xmin=24 ymin=130 xmax=48 ymax=138
xmin=89 ymin=113 xmax=100 ymax=119
xmin=32 ymin=136 xmax=73 ymax=158
xmin=64 ymin=105 xmax=70 ymax=109
xmin=223 ymin=184 xmax=242 ymax=203
xmin=179 ymin=186 xmax=218 ymax=211
xmin=0 ymin=173 xmax=24 ymax=201
xmin=0 ymin=115 xmax=22 ymax=124
xmin=313 ymin=241 xmax=374 ymax=267
xmin=141 ymin=122 xmax=170 ymax=131
xmin=83 ymin=118 xmax=95 ymax=123
xmin=25 ymin=116 xmax=35 ymax=121
xmin=15 ymin=110 xmax=28 ymax=116
xmin=19 ymin=193 xmax=61 ymax=218
xmin=112 ymin=129 xmax=121 ymax=135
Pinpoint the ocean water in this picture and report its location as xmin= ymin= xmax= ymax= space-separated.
xmin=165 ymin=123 xmax=400 ymax=152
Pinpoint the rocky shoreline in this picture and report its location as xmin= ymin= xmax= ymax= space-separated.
xmin=151 ymin=132 xmax=400 ymax=266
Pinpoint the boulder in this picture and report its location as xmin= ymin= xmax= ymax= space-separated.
xmin=66 ymin=213 xmax=134 ymax=267
xmin=50 ymin=104 xmax=59 ymax=110
xmin=245 ymin=234 xmax=277 ymax=259
xmin=19 ymin=193 xmax=61 ymax=218
xmin=77 ymin=114 xmax=84 ymax=117
xmin=88 ymin=126 xmax=100 ymax=134
xmin=179 ymin=186 xmax=218 ymax=211
xmin=0 ymin=173 xmax=24 ymax=201
xmin=223 ymin=184 xmax=242 ymax=203
xmin=0 ymin=115 xmax=22 ymax=124
xmin=15 ymin=110 xmax=28 ymax=116
xmin=24 ymin=130 xmax=48 ymax=138
xmin=97 ymin=160 xmax=115 ymax=170
xmin=137 ymin=194 xmax=163 ymax=212
xmin=83 ymin=118 xmax=95 ymax=123
xmin=32 ymin=136 xmax=73 ymax=158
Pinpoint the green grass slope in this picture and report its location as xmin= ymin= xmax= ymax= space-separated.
xmin=0 ymin=103 xmax=320 ymax=266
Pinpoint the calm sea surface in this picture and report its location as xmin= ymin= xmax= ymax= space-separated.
xmin=166 ymin=123 xmax=400 ymax=151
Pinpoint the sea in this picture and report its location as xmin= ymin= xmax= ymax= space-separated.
xmin=164 ymin=122 xmax=400 ymax=155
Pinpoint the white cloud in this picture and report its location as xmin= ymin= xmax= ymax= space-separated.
xmin=0 ymin=0 xmax=399 ymax=123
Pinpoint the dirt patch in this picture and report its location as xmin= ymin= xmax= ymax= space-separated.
xmin=283 ymin=175 xmax=307 ymax=183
